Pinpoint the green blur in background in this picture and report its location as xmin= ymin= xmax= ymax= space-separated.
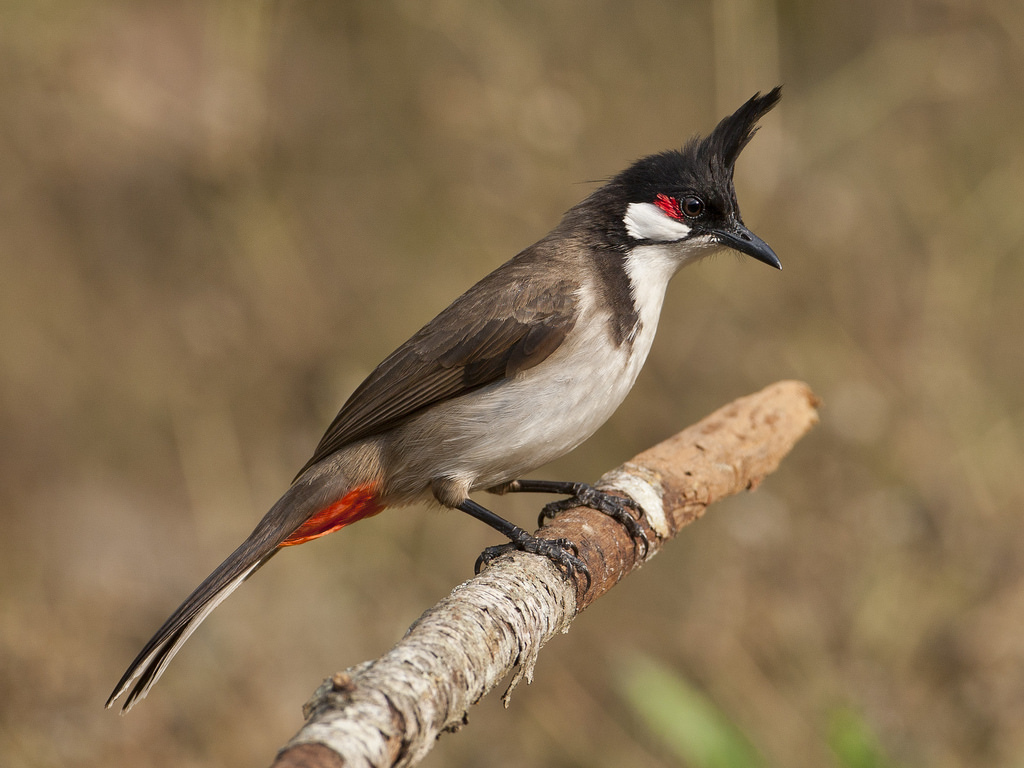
xmin=2 ymin=1 xmax=1022 ymax=766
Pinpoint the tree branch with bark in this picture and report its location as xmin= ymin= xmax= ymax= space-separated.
xmin=272 ymin=380 xmax=820 ymax=768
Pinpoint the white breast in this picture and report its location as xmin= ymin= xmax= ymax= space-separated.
xmin=384 ymin=248 xmax=693 ymax=502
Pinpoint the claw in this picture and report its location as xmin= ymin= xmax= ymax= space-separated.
xmin=537 ymin=484 xmax=650 ymax=560
xmin=475 ymin=535 xmax=591 ymax=590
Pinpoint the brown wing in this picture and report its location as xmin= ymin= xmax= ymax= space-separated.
xmin=295 ymin=262 xmax=579 ymax=478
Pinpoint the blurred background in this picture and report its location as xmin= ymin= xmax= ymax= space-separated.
xmin=2 ymin=1 xmax=1022 ymax=766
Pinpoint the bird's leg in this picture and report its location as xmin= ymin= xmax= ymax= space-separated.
xmin=492 ymin=479 xmax=649 ymax=559
xmin=457 ymin=499 xmax=590 ymax=588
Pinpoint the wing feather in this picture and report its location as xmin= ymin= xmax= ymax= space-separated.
xmin=295 ymin=261 xmax=579 ymax=477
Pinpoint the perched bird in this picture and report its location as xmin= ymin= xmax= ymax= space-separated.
xmin=108 ymin=87 xmax=782 ymax=712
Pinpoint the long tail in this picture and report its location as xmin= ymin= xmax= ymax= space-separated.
xmin=106 ymin=477 xmax=383 ymax=713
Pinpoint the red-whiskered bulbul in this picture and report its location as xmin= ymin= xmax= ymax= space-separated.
xmin=108 ymin=88 xmax=782 ymax=712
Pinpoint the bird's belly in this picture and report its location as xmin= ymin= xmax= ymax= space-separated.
xmin=382 ymin=319 xmax=656 ymax=501
xmin=449 ymin=366 xmax=630 ymax=485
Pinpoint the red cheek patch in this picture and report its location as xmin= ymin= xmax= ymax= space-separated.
xmin=654 ymin=193 xmax=682 ymax=219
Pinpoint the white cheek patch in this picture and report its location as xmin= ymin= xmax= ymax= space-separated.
xmin=623 ymin=201 xmax=691 ymax=242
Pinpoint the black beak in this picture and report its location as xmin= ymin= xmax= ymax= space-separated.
xmin=714 ymin=224 xmax=781 ymax=270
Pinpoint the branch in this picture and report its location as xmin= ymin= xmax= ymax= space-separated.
xmin=271 ymin=380 xmax=820 ymax=768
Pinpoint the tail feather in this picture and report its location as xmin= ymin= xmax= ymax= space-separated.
xmin=107 ymin=475 xmax=384 ymax=713
xmin=106 ymin=545 xmax=274 ymax=712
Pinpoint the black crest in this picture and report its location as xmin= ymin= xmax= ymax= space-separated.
xmin=594 ymin=87 xmax=782 ymax=220
xmin=702 ymin=87 xmax=782 ymax=176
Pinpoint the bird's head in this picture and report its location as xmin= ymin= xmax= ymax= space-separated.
xmin=589 ymin=87 xmax=782 ymax=270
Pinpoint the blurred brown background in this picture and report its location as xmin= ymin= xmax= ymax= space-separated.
xmin=2 ymin=1 xmax=1022 ymax=766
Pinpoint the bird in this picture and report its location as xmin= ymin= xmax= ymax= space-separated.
xmin=107 ymin=87 xmax=782 ymax=713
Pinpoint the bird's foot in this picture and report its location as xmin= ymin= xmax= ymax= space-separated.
xmin=537 ymin=482 xmax=650 ymax=559
xmin=475 ymin=532 xmax=590 ymax=590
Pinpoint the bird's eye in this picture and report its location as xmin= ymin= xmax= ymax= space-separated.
xmin=682 ymin=196 xmax=704 ymax=218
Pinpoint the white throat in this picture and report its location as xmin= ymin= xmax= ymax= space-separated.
xmin=622 ymin=244 xmax=684 ymax=329
xmin=621 ymin=235 xmax=716 ymax=345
